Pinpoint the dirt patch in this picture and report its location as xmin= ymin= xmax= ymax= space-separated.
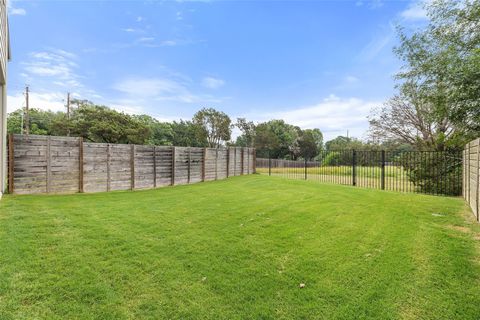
xmin=446 ymin=225 xmax=471 ymax=234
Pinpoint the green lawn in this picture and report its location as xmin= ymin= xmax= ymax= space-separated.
xmin=1 ymin=175 xmax=479 ymax=319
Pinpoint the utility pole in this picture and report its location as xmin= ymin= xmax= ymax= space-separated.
xmin=24 ymin=86 xmax=29 ymax=135
xmin=66 ymin=92 xmax=71 ymax=136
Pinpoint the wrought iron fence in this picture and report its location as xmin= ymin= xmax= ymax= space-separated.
xmin=256 ymin=150 xmax=463 ymax=196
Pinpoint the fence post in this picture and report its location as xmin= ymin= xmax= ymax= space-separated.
xmin=304 ymin=158 xmax=307 ymax=180
xmin=476 ymin=140 xmax=480 ymax=221
xmin=226 ymin=147 xmax=230 ymax=178
xmin=234 ymin=147 xmax=237 ymax=176
xmin=171 ymin=146 xmax=175 ymax=186
xmin=468 ymin=142 xmax=471 ymax=205
xmin=247 ymin=148 xmax=250 ymax=174
xmin=8 ymin=134 xmax=14 ymax=194
xmin=153 ymin=146 xmax=157 ymax=188
xmin=202 ymin=148 xmax=207 ymax=182
xmin=269 ymin=156 xmax=272 ymax=176
xmin=381 ymin=150 xmax=385 ymax=190
xmin=187 ymin=147 xmax=191 ymax=184
xmin=241 ymin=148 xmax=244 ymax=175
xmin=461 ymin=149 xmax=464 ymax=199
xmin=46 ymin=136 xmax=51 ymax=193
xmin=107 ymin=144 xmax=111 ymax=192
xmin=130 ymin=144 xmax=135 ymax=190
xmin=215 ymin=148 xmax=218 ymax=180
xmin=253 ymin=148 xmax=256 ymax=173
xmin=352 ymin=149 xmax=357 ymax=186
xmin=78 ymin=137 xmax=84 ymax=193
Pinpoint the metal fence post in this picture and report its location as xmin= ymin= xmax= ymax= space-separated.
xmin=268 ymin=156 xmax=272 ymax=176
xmin=381 ymin=150 xmax=386 ymax=190
xmin=352 ymin=149 xmax=357 ymax=186
xmin=304 ymin=158 xmax=307 ymax=180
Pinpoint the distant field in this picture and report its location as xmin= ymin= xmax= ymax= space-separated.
xmin=1 ymin=175 xmax=479 ymax=319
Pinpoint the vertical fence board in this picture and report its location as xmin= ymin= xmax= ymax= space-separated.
xmin=153 ymin=146 xmax=157 ymax=188
xmin=107 ymin=144 xmax=111 ymax=192
xmin=171 ymin=146 xmax=176 ymax=186
xmin=46 ymin=136 xmax=51 ymax=193
xmin=78 ymin=137 xmax=84 ymax=193
xmin=130 ymin=145 xmax=135 ymax=190
xmin=8 ymin=134 xmax=13 ymax=194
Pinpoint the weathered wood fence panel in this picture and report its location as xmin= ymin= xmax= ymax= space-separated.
xmin=464 ymin=138 xmax=480 ymax=222
xmin=7 ymin=134 xmax=256 ymax=195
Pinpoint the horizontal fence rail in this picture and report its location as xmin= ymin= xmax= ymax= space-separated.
xmin=257 ymin=149 xmax=462 ymax=197
xmin=464 ymin=138 xmax=480 ymax=222
xmin=7 ymin=134 xmax=256 ymax=195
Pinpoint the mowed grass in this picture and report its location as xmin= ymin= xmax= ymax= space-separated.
xmin=1 ymin=175 xmax=479 ymax=319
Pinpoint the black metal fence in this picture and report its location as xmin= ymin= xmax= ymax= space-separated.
xmin=256 ymin=150 xmax=463 ymax=196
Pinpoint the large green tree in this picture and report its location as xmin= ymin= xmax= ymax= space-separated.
xmin=254 ymin=120 xmax=301 ymax=159
xmin=192 ymin=108 xmax=232 ymax=148
xmin=170 ymin=120 xmax=208 ymax=147
xmin=70 ymin=104 xmax=150 ymax=144
xmin=133 ymin=114 xmax=174 ymax=146
xmin=235 ymin=118 xmax=256 ymax=147
xmin=370 ymin=0 xmax=480 ymax=150
xmin=7 ymin=108 xmax=67 ymax=136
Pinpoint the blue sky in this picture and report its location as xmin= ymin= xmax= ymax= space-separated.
xmin=7 ymin=0 xmax=428 ymax=141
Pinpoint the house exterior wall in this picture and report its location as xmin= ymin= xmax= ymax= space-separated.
xmin=0 ymin=0 xmax=8 ymax=196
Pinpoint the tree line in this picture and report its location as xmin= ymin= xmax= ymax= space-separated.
xmin=7 ymin=100 xmax=327 ymax=159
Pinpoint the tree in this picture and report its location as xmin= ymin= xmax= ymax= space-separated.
xmin=325 ymin=136 xmax=365 ymax=151
xmin=7 ymin=108 xmax=66 ymax=135
xmin=369 ymin=83 xmax=456 ymax=151
xmin=235 ymin=118 xmax=256 ymax=147
xmin=254 ymin=122 xmax=280 ymax=158
xmin=70 ymin=105 xmax=150 ymax=144
xmin=192 ymin=108 xmax=232 ymax=148
xmin=133 ymin=115 xmax=174 ymax=146
xmin=297 ymin=129 xmax=323 ymax=160
xmin=170 ymin=120 xmax=207 ymax=147
xmin=254 ymin=120 xmax=300 ymax=159
xmin=371 ymin=0 xmax=480 ymax=150
xmin=6 ymin=109 xmax=22 ymax=134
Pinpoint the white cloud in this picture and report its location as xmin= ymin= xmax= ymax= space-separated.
xmin=355 ymin=0 xmax=384 ymax=9
xmin=8 ymin=1 xmax=26 ymax=16
xmin=357 ymin=24 xmax=395 ymax=62
xmin=7 ymin=92 xmax=66 ymax=113
xmin=400 ymin=1 xmax=428 ymax=21
xmin=122 ymin=28 xmax=136 ymax=33
xmin=344 ymin=75 xmax=359 ymax=83
xmin=10 ymin=8 xmax=26 ymax=15
xmin=136 ymin=16 xmax=144 ymax=22
xmin=160 ymin=40 xmax=177 ymax=47
xmin=138 ymin=37 xmax=155 ymax=42
xmin=23 ymin=50 xmax=80 ymax=83
xmin=250 ymin=95 xmax=380 ymax=141
xmin=201 ymin=77 xmax=225 ymax=89
xmin=10 ymin=48 xmax=103 ymax=113
xmin=112 ymin=77 xmax=223 ymax=105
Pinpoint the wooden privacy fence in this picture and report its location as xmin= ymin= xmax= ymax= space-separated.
xmin=463 ymin=138 xmax=480 ymax=222
xmin=8 ymin=134 xmax=256 ymax=195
